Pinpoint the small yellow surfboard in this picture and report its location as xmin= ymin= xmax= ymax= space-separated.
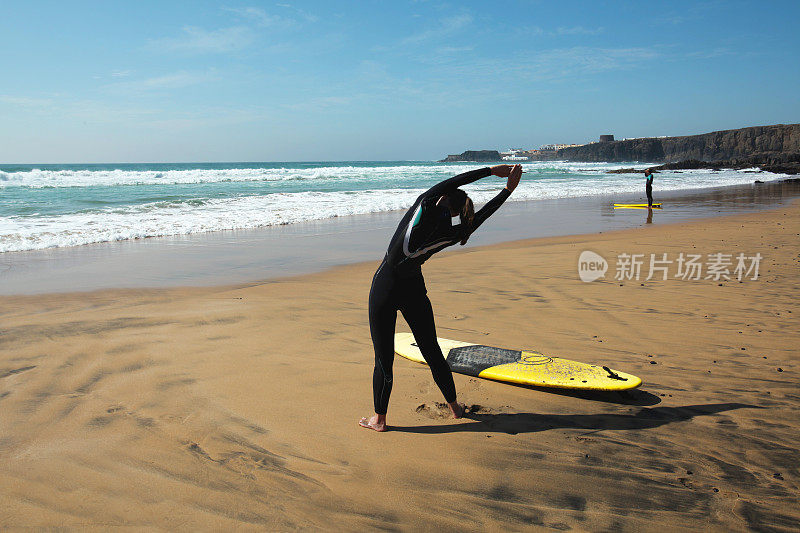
xmin=613 ymin=203 xmax=662 ymax=209
xmin=394 ymin=332 xmax=642 ymax=391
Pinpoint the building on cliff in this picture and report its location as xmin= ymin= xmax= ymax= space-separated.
xmin=540 ymin=143 xmax=583 ymax=151
xmin=500 ymin=148 xmax=529 ymax=161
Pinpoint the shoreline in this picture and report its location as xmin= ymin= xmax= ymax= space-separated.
xmin=2 ymin=178 xmax=799 ymax=295
xmin=1 ymin=196 xmax=797 ymax=530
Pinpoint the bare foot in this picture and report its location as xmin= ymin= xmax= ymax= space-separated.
xmin=359 ymin=415 xmax=387 ymax=432
xmin=448 ymin=401 xmax=465 ymax=419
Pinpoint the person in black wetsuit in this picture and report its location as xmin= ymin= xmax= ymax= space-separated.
xmin=645 ymin=168 xmax=654 ymax=208
xmin=359 ymin=164 xmax=522 ymax=431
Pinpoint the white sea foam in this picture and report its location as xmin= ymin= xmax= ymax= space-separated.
xmin=0 ymin=161 xmax=655 ymax=188
xmin=0 ymin=164 xmax=784 ymax=252
xmin=1 ymin=165 xmax=451 ymax=188
xmin=0 ymin=189 xmax=421 ymax=252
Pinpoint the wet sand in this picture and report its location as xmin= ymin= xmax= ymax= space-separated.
xmin=2 ymin=178 xmax=799 ymax=295
xmin=1 ymin=199 xmax=798 ymax=530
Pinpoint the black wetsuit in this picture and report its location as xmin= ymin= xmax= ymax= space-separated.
xmin=369 ymin=167 xmax=511 ymax=414
xmin=646 ymin=174 xmax=654 ymax=206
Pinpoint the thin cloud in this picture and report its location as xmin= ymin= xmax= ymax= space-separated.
xmin=554 ymin=26 xmax=604 ymax=36
xmin=2 ymin=95 xmax=160 ymax=124
xmin=655 ymin=1 xmax=726 ymax=26
xmin=533 ymin=46 xmax=658 ymax=75
xmin=685 ymin=47 xmax=733 ymax=59
xmin=60 ymin=100 xmax=160 ymax=122
xmin=401 ymin=13 xmax=473 ymax=46
xmin=655 ymin=15 xmax=687 ymax=25
xmin=522 ymin=26 xmax=545 ymax=36
xmin=11 ymin=97 xmax=268 ymax=128
xmin=275 ymin=3 xmax=319 ymax=23
xmin=516 ymin=25 xmax=602 ymax=37
xmin=224 ymin=6 xmax=285 ymax=27
xmin=427 ymin=46 xmax=661 ymax=86
xmin=351 ymin=45 xmax=662 ymax=110
xmin=103 ymin=71 xmax=218 ymax=92
xmin=418 ymin=45 xmax=475 ymax=66
xmin=146 ymin=26 xmax=253 ymax=54
xmin=147 ymin=106 xmax=274 ymax=130
xmin=284 ymin=95 xmax=353 ymax=112
xmin=436 ymin=46 xmax=473 ymax=55
xmin=358 ymin=60 xmax=389 ymax=79
xmin=350 ymin=73 xmax=515 ymax=110
xmin=0 ymin=95 xmax=54 ymax=108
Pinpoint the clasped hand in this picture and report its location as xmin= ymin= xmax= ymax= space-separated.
xmin=490 ymin=164 xmax=522 ymax=192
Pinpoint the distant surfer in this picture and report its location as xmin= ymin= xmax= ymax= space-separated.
xmin=644 ymin=168 xmax=655 ymax=208
xmin=360 ymin=164 xmax=522 ymax=431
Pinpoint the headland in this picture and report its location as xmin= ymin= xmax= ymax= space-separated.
xmin=442 ymin=123 xmax=800 ymax=175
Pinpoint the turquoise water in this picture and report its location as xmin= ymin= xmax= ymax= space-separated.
xmin=0 ymin=160 xmax=779 ymax=253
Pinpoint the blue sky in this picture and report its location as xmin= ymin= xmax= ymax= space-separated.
xmin=1 ymin=0 xmax=799 ymax=163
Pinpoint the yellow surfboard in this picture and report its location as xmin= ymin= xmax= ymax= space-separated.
xmin=614 ymin=203 xmax=662 ymax=209
xmin=394 ymin=332 xmax=642 ymax=391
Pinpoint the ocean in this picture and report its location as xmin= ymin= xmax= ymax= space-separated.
xmin=0 ymin=160 xmax=778 ymax=253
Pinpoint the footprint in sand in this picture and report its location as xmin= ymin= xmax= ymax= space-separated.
xmin=415 ymin=402 xmax=453 ymax=419
xmin=466 ymin=404 xmax=500 ymax=415
xmin=415 ymin=402 xmax=495 ymax=419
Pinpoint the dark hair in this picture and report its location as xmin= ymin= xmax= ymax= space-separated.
xmin=448 ymin=189 xmax=474 ymax=245
xmin=448 ymin=188 xmax=468 ymax=211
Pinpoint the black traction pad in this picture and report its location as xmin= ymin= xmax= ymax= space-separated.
xmin=446 ymin=345 xmax=522 ymax=377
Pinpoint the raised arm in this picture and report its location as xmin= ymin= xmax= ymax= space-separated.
xmin=423 ymin=164 xmax=518 ymax=199
xmin=423 ymin=167 xmax=491 ymax=198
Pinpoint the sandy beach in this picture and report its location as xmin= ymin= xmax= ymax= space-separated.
xmin=1 ymin=200 xmax=798 ymax=530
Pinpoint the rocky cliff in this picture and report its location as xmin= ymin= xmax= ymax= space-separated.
xmin=441 ymin=150 xmax=502 ymax=162
xmin=555 ymin=124 xmax=800 ymax=163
